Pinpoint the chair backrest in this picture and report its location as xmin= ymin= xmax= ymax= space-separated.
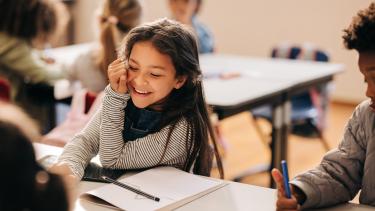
xmin=0 ymin=77 xmax=11 ymax=102
xmin=41 ymin=90 xmax=104 ymax=147
xmin=270 ymin=42 xmax=330 ymax=130
xmin=271 ymin=43 xmax=329 ymax=62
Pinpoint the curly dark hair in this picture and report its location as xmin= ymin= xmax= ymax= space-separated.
xmin=343 ymin=2 xmax=375 ymax=52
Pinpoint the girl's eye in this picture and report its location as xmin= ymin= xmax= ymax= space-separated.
xmin=150 ymin=73 xmax=161 ymax=77
xmin=128 ymin=66 xmax=138 ymax=71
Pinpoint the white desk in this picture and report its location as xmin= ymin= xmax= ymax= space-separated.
xmin=34 ymin=143 xmax=373 ymax=211
xmin=201 ymin=54 xmax=344 ymax=186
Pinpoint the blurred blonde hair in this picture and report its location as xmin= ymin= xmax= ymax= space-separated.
xmin=0 ymin=101 xmax=40 ymax=141
xmin=97 ymin=0 xmax=142 ymax=78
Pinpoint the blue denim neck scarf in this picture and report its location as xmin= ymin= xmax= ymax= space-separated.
xmin=123 ymin=100 xmax=162 ymax=141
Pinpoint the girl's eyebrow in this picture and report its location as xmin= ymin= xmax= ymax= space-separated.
xmin=367 ymin=66 xmax=375 ymax=72
xmin=149 ymin=65 xmax=166 ymax=71
xmin=129 ymin=58 xmax=166 ymax=71
xmin=129 ymin=58 xmax=139 ymax=65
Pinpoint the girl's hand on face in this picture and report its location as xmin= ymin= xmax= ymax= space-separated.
xmin=271 ymin=168 xmax=300 ymax=211
xmin=108 ymin=58 xmax=128 ymax=94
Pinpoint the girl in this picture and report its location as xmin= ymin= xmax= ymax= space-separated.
xmin=272 ymin=2 xmax=375 ymax=210
xmin=168 ymin=0 xmax=215 ymax=54
xmin=66 ymin=0 xmax=141 ymax=93
xmin=52 ymin=18 xmax=224 ymax=180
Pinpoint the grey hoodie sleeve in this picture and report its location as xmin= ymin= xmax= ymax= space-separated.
xmin=290 ymin=100 xmax=370 ymax=209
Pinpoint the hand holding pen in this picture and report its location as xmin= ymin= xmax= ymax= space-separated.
xmin=271 ymin=160 xmax=300 ymax=211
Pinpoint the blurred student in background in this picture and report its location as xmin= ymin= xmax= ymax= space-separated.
xmin=66 ymin=0 xmax=142 ymax=93
xmin=169 ymin=0 xmax=230 ymax=157
xmin=47 ymin=0 xmax=142 ymax=146
xmin=0 ymin=0 xmax=68 ymax=131
xmin=0 ymin=101 xmax=69 ymax=211
xmin=168 ymin=0 xmax=214 ymax=54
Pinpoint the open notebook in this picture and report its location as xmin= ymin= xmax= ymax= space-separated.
xmin=80 ymin=166 xmax=227 ymax=211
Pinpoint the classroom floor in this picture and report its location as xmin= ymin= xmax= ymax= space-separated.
xmin=211 ymin=101 xmax=356 ymax=187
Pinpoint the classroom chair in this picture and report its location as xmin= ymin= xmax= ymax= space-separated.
xmin=41 ymin=90 xmax=103 ymax=147
xmin=250 ymin=42 xmax=331 ymax=151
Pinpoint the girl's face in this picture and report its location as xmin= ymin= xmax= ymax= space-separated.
xmin=168 ymin=0 xmax=197 ymax=23
xmin=127 ymin=41 xmax=186 ymax=110
xmin=358 ymin=51 xmax=375 ymax=111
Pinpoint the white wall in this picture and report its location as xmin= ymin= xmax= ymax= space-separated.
xmin=72 ymin=0 xmax=103 ymax=43
xmin=74 ymin=0 xmax=374 ymax=104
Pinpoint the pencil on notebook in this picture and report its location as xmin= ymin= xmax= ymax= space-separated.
xmin=101 ymin=176 xmax=160 ymax=202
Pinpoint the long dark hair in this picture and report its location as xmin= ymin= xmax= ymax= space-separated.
xmin=119 ymin=18 xmax=224 ymax=178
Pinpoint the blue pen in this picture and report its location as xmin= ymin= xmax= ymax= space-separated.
xmin=281 ymin=160 xmax=291 ymax=198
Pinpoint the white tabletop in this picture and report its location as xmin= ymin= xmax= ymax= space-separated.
xmin=33 ymin=143 xmax=372 ymax=211
xmin=200 ymin=54 xmax=344 ymax=107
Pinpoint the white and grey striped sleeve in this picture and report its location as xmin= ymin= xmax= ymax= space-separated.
xmin=57 ymin=107 xmax=102 ymax=179
xmin=57 ymin=85 xmax=130 ymax=179
xmin=99 ymin=85 xmax=191 ymax=170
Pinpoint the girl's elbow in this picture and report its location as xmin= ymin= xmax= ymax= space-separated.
xmin=99 ymin=157 xmax=119 ymax=168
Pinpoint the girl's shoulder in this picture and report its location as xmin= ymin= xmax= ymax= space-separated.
xmin=165 ymin=116 xmax=189 ymax=130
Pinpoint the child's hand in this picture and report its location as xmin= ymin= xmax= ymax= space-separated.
xmin=108 ymin=58 xmax=128 ymax=94
xmin=48 ymin=163 xmax=79 ymax=188
xmin=271 ymin=168 xmax=300 ymax=211
xmin=48 ymin=163 xmax=78 ymax=208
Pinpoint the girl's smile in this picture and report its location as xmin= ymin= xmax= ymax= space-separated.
xmin=129 ymin=85 xmax=151 ymax=96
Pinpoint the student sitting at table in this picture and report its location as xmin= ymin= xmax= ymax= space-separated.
xmin=0 ymin=0 xmax=67 ymax=131
xmin=272 ymin=2 xmax=375 ymax=210
xmin=168 ymin=0 xmax=214 ymax=54
xmin=50 ymin=18 xmax=224 ymax=180
xmin=45 ymin=0 xmax=141 ymax=145
xmin=66 ymin=0 xmax=141 ymax=93
xmin=0 ymin=101 xmax=69 ymax=211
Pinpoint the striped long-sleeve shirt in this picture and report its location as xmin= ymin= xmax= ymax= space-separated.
xmin=58 ymin=85 xmax=191 ymax=179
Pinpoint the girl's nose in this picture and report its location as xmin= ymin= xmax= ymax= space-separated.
xmin=134 ymin=73 xmax=148 ymax=85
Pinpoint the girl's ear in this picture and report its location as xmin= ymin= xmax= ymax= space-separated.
xmin=174 ymin=75 xmax=187 ymax=89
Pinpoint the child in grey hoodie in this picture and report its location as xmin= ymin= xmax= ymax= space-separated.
xmin=272 ymin=2 xmax=375 ymax=210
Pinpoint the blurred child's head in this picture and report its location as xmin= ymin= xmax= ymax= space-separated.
xmin=119 ymin=18 xmax=223 ymax=177
xmin=0 ymin=0 xmax=67 ymax=48
xmin=343 ymin=2 xmax=375 ymax=109
xmin=168 ymin=0 xmax=201 ymax=23
xmin=0 ymin=113 xmax=69 ymax=211
xmin=0 ymin=101 xmax=40 ymax=141
xmin=97 ymin=0 xmax=142 ymax=76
